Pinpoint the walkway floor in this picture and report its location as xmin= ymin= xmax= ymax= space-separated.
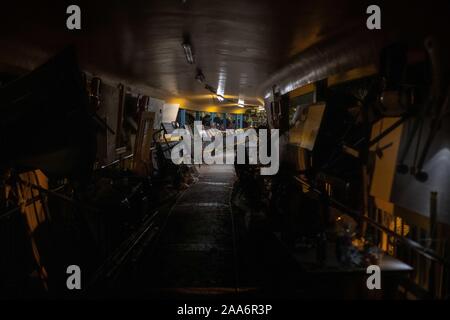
xmin=136 ymin=164 xmax=239 ymax=296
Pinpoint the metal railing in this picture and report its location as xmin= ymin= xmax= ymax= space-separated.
xmin=293 ymin=175 xmax=449 ymax=298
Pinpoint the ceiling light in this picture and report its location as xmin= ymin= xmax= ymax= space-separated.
xmin=195 ymin=69 xmax=205 ymax=83
xmin=217 ymin=67 xmax=226 ymax=102
xmin=204 ymin=84 xmax=216 ymax=94
xmin=182 ymin=43 xmax=194 ymax=64
xmin=182 ymin=35 xmax=195 ymax=64
xmin=237 ymin=97 xmax=245 ymax=108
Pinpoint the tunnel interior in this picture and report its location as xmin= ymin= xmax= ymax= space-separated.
xmin=1 ymin=0 xmax=450 ymax=302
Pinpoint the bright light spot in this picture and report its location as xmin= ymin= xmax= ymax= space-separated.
xmin=217 ymin=63 xmax=226 ymax=103
xmin=237 ymin=98 xmax=245 ymax=108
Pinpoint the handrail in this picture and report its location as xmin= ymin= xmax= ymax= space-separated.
xmin=99 ymin=153 xmax=134 ymax=169
xmin=18 ymin=179 xmax=100 ymax=213
xmin=293 ymin=175 xmax=450 ymax=268
xmin=0 ymin=184 xmax=69 ymax=220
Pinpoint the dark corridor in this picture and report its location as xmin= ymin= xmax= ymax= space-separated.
xmin=1 ymin=0 xmax=450 ymax=309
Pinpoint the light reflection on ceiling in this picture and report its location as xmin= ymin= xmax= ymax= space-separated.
xmin=1 ymin=0 xmax=449 ymax=109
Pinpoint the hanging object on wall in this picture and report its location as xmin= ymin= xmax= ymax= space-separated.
xmin=90 ymin=77 xmax=102 ymax=110
xmin=133 ymin=112 xmax=155 ymax=176
xmin=115 ymin=83 xmax=127 ymax=155
xmin=0 ymin=47 xmax=96 ymax=182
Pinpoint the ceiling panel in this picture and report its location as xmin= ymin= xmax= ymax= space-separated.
xmin=1 ymin=0 xmax=449 ymax=109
